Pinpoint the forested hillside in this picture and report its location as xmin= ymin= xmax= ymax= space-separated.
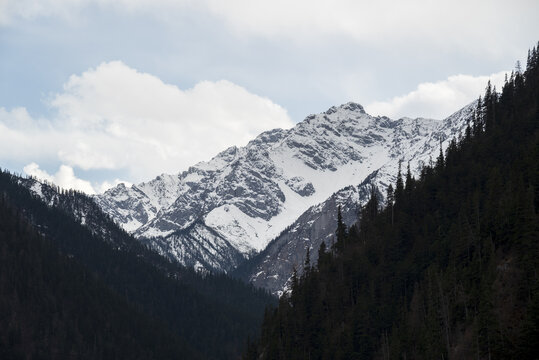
xmin=0 ymin=171 xmax=276 ymax=359
xmin=0 ymin=195 xmax=201 ymax=359
xmin=245 ymin=44 xmax=539 ymax=359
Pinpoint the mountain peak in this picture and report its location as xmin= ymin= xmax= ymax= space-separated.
xmin=325 ymin=102 xmax=365 ymax=115
xmin=341 ymin=102 xmax=365 ymax=113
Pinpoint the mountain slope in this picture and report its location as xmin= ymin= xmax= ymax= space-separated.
xmin=1 ymin=170 xmax=276 ymax=360
xmin=0 ymin=186 xmax=201 ymax=359
xmin=235 ymin=102 xmax=476 ymax=294
xmin=97 ymin=102 xmax=474 ymax=276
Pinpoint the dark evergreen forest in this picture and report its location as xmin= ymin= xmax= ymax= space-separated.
xmin=244 ymin=44 xmax=539 ymax=359
xmin=0 ymin=170 xmax=276 ymax=359
xmin=0 ymin=195 xmax=201 ymax=359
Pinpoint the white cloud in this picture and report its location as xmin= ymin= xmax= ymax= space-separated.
xmin=0 ymin=107 xmax=63 ymax=161
xmin=1 ymin=61 xmax=293 ymax=190
xmin=365 ymin=71 xmax=508 ymax=120
xmin=2 ymin=0 xmax=538 ymax=56
xmin=23 ymin=162 xmax=98 ymax=194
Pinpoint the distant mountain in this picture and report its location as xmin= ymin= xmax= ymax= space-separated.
xmin=96 ymin=101 xmax=475 ymax=292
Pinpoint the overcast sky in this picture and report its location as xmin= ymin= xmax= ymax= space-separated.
xmin=1 ymin=0 xmax=538 ymax=193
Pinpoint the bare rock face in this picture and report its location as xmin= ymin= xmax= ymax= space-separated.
xmin=95 ymin=101 xmax=476 ymax=286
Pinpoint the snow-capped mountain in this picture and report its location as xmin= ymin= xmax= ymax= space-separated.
xmin=238 ymin=102 xmax=475 ymax=294
xmin=96 ymin=101 xmax=475 ymax=275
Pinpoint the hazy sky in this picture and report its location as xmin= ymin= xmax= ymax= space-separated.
xmin=1 ymin=0 xmax=538 ymax=193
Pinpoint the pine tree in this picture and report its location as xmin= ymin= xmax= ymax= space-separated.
xmin=436 ymin=140 xmax=445 ymax=170
xmin=395 ymin=161 xmax=404 ymax=203
xmin=335 ymin=206 xmax=348 ymax=253
xmin=303 ymin=247 xmax=311 ymax=274
xmin=386 ymin=184 xmax=395 ymax=225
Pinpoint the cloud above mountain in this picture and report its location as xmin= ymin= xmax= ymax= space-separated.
xmin=366 ymin=71 xmax=508 ymax=119
xmin=0 ymin=61 xmax=293 ymax=192
xmin=1 ymin=59 xmax=515 ymax=194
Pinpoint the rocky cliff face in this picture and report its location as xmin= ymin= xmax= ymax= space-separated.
xmin=95 ymin=101 xmax=475 ymax=279
xmin=237 ymin=103 xmax=475 ymax=294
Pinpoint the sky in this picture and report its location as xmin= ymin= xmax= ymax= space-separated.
xmin=1 ymin=0 xmax=538 ymax=194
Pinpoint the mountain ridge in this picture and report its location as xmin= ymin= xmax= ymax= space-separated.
xmin=95 ymin=100 xmax=476 ymax=283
